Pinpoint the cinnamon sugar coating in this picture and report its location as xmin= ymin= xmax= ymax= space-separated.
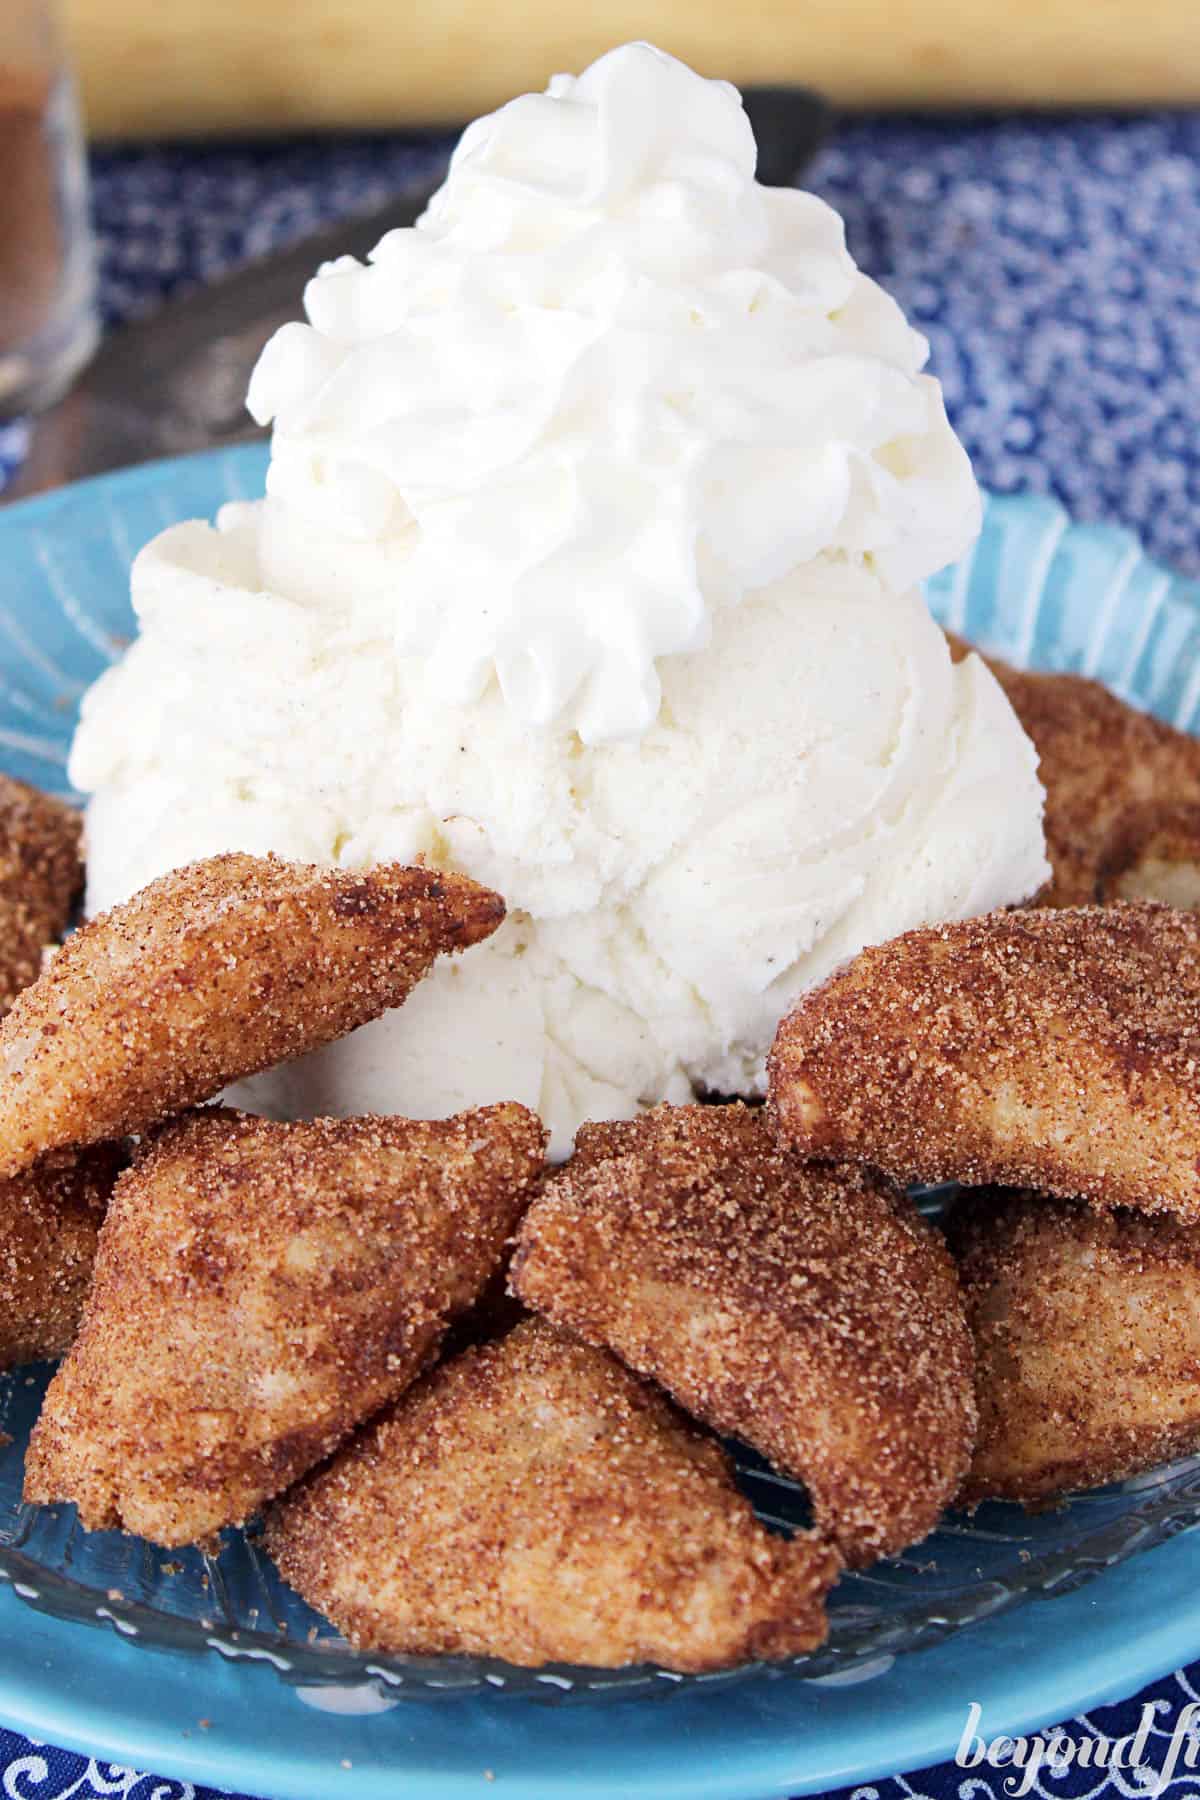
xmin=949 ymin=635 xmax=1200 ymax=908
xmin=511 ymin=1103 xmax=975 ymax=1565
xmin=768 ymin=901 xmax=1200 ymax=1221
xmin=24 ymin=1103 xmax=545 ymax=1546
xmin=0 ymin=1143 xmax=124 ymax=1368
xmin=266 ymin=1317 xmax=841 ymax=1672
xmin=1100 ymin=803 xmax=1200 ymax=909
xmin=951 ymin=1188 xmax=1200 ymax=1505
xmin=0 ymin=852 xmax=504 ymax=1177
xmin=0 ymin=776 xmax=82 ymax=1014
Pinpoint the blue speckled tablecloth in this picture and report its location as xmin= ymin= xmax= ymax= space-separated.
xmin=2 ymin=110 xmax=1200 ymax=1799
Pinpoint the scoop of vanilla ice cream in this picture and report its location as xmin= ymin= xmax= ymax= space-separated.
xmin=70 ymin=43 xmax=1049 ymax=1156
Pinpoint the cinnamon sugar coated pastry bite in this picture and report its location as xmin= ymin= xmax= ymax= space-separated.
xmin=24 ymin=1103 xmax=545 ymax=1546
xmin=948 ymin=635 xmax=1200 ymax=908
xmin=512 ymin=1103 xmax=975 ymax=1565
xmin=1100 ymin=804 xmax=1200 ymax=909
xmin=266 ymin=1318 xmax=841 ymax=1672
xmin=769 ymin=902 xmax=1200 ymax=1221
xmin=0 ymin=852 xmax=504 ymax=1178
xmin=951 ymin=1190 xmax=1200 ymax=1505
xmin=0 ymin=775 xmax=82 ymax=1014
xmin=0 ymin=1144 xmax=125 ymax=1369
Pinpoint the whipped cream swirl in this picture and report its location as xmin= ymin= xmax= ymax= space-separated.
xmin=247 ymin=42 xmax=980 ymax=744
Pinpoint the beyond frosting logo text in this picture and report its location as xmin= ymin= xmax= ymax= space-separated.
xmin=955 ymin=1700 xmax=1199 ymax=1795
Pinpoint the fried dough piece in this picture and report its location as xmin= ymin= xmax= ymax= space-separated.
xmin=0 ymin=852 xmax=504 ymax=1178
xmin=769 ymin=901 xmax=1200 ymax=1221
xmin=951 ymin=1189 xmax=1200 ymax=1505
xmin=266 ymin=1318 xmax=841 ymax=1672
xmin=511 ymin=1104 xmax=975 ymax=1565
xmin=948 ymin=634 xmax=1200 ymax=907
xmin=0 ymin=776 xmax=82 ymax=1014
xmin=0 ymin=1144 xmax=124 ymax=1368
xmin=24 ymin=1103 xmax=545 ymax=1546
xmin=1100 ymin=803 xmax=1200 ymax=909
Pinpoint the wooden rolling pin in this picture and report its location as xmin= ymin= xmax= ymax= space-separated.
xmin=65 ymin=0 xmax=1200 ymax=140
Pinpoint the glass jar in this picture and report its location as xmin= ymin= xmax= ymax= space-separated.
xmin=0 ymin=1 xmax=97 ymax=417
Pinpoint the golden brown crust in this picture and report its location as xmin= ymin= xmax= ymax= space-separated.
xmin=948 ymin=635 xmax=1200 ymax=908
xmin=266 ymin=1317 xmax=841 ymax=1672
xmin=558 ymin=1115 xmax=651 ymax=1170
xmin=769 ymin=902 xmax=1200 ymax=1221
xmin=511 ymin=1103 xmax=975 ymax=1565
xmin=951 ymin=1188 xmax=1200 ymax=1505
xmin=0 ymin=852 xmax=504 ymax=1177
xmin=1099 ymin=803 xmax=1200 ymax=909
xmin=0 ymin=776 xmax=82 ymax=1014
xmin=24 ymin=1103 xmax=546 ymax=1546
xmin=0 ymin=1143 xmax=125 ymax=1368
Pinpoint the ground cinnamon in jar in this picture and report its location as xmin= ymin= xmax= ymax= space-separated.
xmin=0 ymin=58 xmax=60 ymax=360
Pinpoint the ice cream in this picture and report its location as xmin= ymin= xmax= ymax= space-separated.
xmin=70 ymin=42 xmax=1049 ymax=1156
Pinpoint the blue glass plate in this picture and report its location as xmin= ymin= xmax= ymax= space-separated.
xmin=0 ymin=448 xmax=1198 ymax=1797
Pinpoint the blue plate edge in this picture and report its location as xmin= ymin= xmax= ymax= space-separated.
xmin=0 ymin=443 xmax=272 ymax=524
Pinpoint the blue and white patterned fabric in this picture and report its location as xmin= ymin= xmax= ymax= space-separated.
xmin=2 ymin=111 xmax=1200 ymax=1798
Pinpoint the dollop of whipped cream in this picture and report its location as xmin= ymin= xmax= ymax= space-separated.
xmin=246 ymin=42 xmax=980 ymax=744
